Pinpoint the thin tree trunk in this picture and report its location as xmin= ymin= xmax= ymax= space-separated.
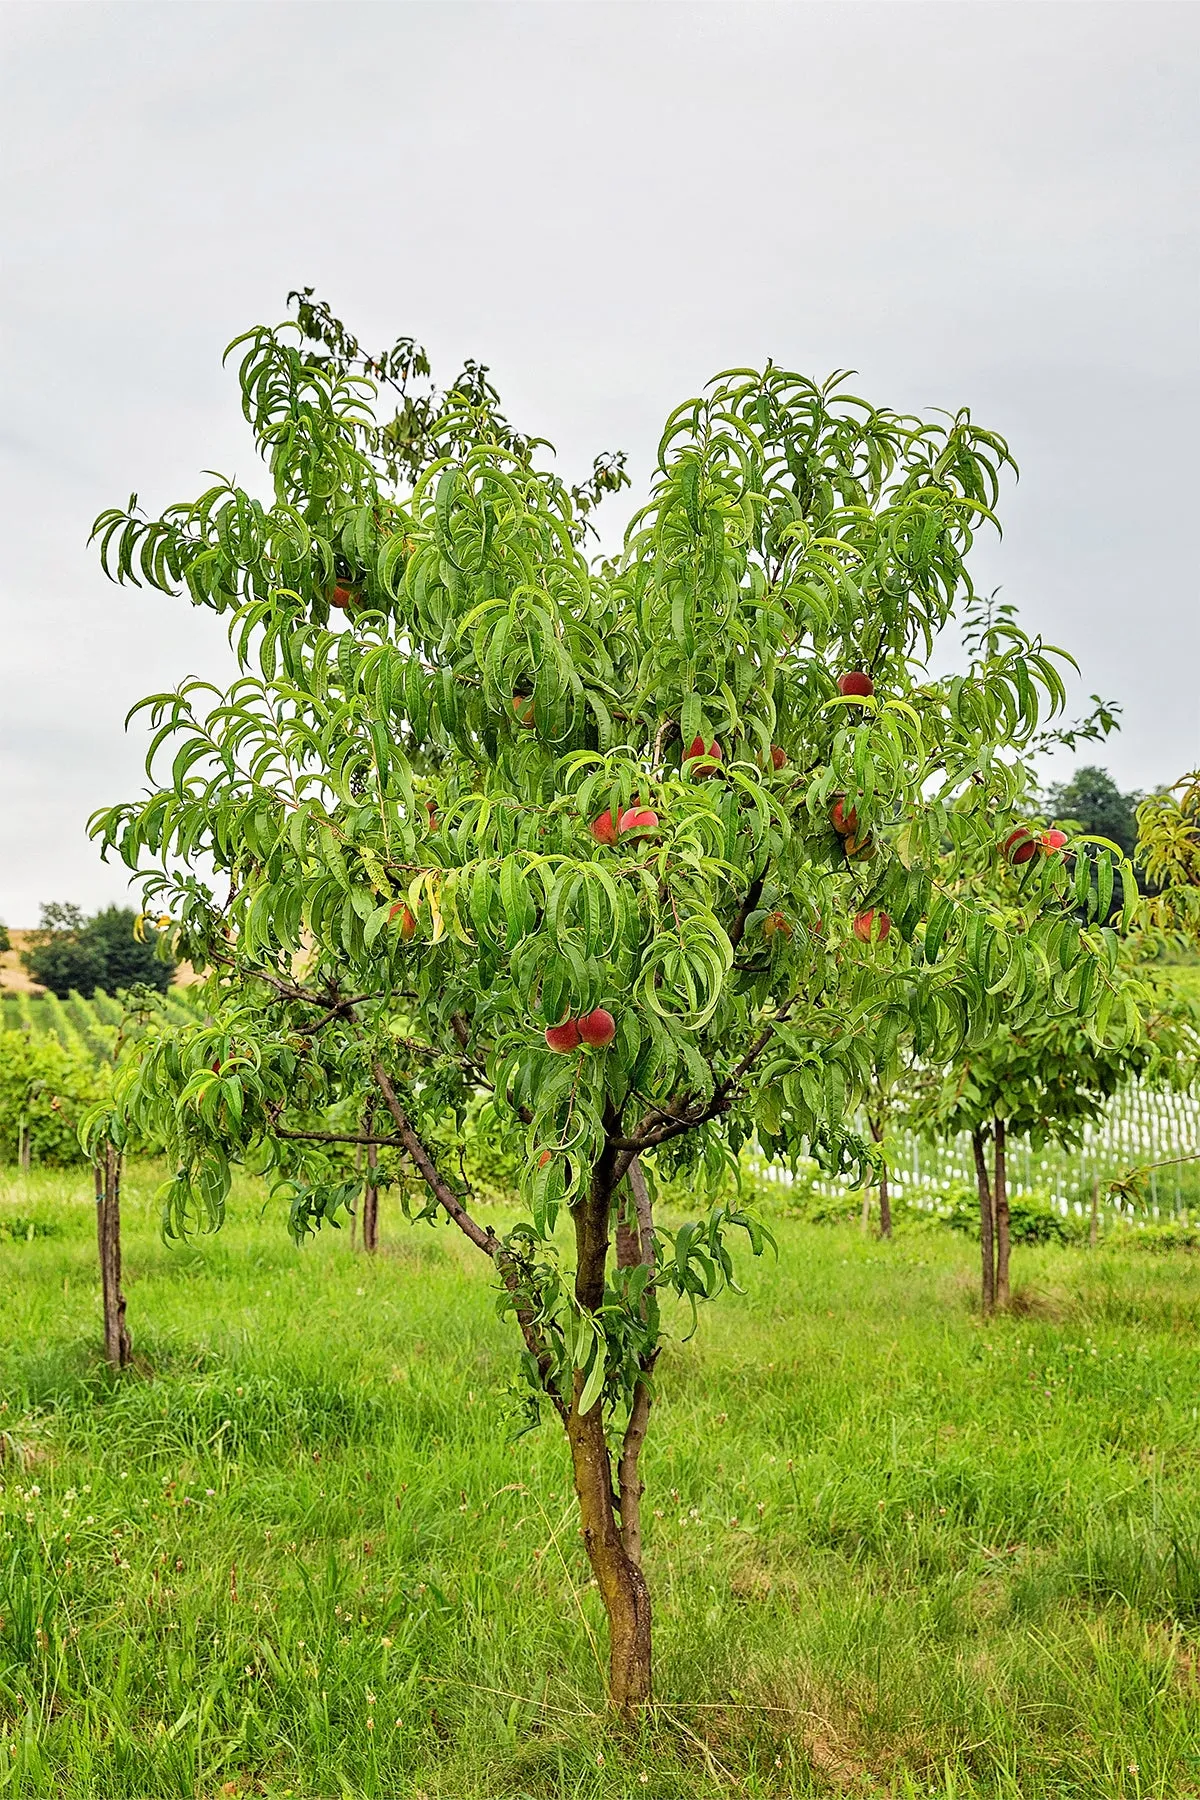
xmin=993 ymin=1118 xmax=1010 ymax=1310
xmin=615 ymin=1173 xmax=640 ymax=1270
xmin=617 ymin=1380 xmax=653 ymax=1570
xmin=878 ymin=1165 xmax=892 ymax=1239
xmin=869 ymin=1114 xmax=892 ymax=1240
xmin=567 ymin=1148 xmax=653 ymax=1714
xmin=972 ymin=1129 xmax=995 ymax=1318
xmin=614 ymin=1159 xmax=656 ymax=1568
xmin=615 ymin=1157 xmax=654 ymax=1271
xmin=95 ymin=1148 xmax=131 ymax=1369
xmin=1089 ymin=1174 xmax=1101 ymax=1248
xmin=351 ymin=1144 xmax=360 ymax=1250
xmin=362 ymin=1139 xmax=379 ymax=1255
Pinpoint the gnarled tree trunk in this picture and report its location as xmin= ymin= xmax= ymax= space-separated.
xmin=567 ymin=1387 xmax=653 ymax=1715
xmin=972 ymin=1129 xmax=995 ymax=1318
xmin=94 ymin=1148 xmax=131 ymax=1369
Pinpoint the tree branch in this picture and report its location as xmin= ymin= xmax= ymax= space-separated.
xmin=612 ymin=996 xmax=799 ymax=1170
xmin=620 ymin=1157 xmax=655 ymax=1271
xmin=370 ymin=1059 xmax=496 ymax=1256
xmin=272 ymin=1120 xmax=409 ymax=1150
xmin=208 ymin=950 xmax=381 ymax=1032
xmin=450 ymin=1009 xmax=534 ymax=1123
xmin=209 ymin=949 xmax=328 ymax=1009
xmin=616 ymin=1357 xmax=656 ymax=1567
xmin=369 ymin=1055 xmax=566 ymax=1417
xmin=727 ymin=874 xmax=765 ymax=953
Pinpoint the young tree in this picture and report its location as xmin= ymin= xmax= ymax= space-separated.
xmin=0 ymin=1023 xmax=130 ymax=1364
xmin=85 ymin=313 xmax=1126 ymax=1711
xmin=94 ymin=1141 xmax=131 ymax=1370
xmin=0 ymin=1029 xmax=99 ymax=1167
xmin=919 ymin=949 xmax=1198 ymax=1308
xmin=1138 ymin=770 xmax=1200 ymax=938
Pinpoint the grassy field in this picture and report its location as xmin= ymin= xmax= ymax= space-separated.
xmin=3 ymin=1168 xmax=1200 ymax=1798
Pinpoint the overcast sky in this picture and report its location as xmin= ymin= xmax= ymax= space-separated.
xmin=1 ymin=1 xmax=1196 ymax=924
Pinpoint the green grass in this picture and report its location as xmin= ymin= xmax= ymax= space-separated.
xmin=3 ymin=1169 xmax=1200 ymax=1797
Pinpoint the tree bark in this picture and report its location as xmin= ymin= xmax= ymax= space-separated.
xmin=566 ymin=1146 xmax=653 ymax=1714
xmin=617 ymin=1379 xmax=653 ymax=1569
xmin=362 ymin=1139 xmax=379 ymax=1255
xmin=615 ymin=1157 xmax=655 ymax=1272
xmin=993 ymin=1118 xmax=1010 ymax=1309
xmin=351 ymin=1145 xmax=360 ymax=1250
xmin=972 ymin=1129 xmax=995 ymax=1318
xmin=614 ymin=1158 xmax=656 ymax=1568
xmin=95 ymin=1148 xmax=131 ymax=1369
xmin=568 ymin=1385 xmax=653 ymax=1716
xmin=868 ymin=1114 xmax=892 ymax=1240
xmin=878 ymin=1164 xmax=892 ymax=1239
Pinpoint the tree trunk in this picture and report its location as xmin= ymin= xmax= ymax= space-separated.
xmin=362 ymin=1138 xmax=379 ymax=1255
xmin=567 ymin=1390 xmax=652 ymax=1716
xmin=351 ymin=1145 xmax=360 ymax=1250
xmin=993 ymin=1119 xmax=1010 ymax=1309
xmin=566 ymin=1148 xmax=653 ymax=1714
xmin=869 ymin=1114 xmax=892 ymax=1239
xmin=878 ymin=1165 xmax=892 ymax=1239
xmin=1089 ymin=1174 xmax=1101 ymax=1248
xmin=95 ymin=1149 xmax=131 ymax=1369
xmin=972 ymin=1129 xmax=995 ymax=1317
xmin=614 ymin=1159 xmax=656 ymax=1568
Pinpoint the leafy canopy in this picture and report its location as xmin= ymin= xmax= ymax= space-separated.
xmin=1138 ymin=771 xmax=1200 ymax=938
xmin=87 ymin=311 xmax=1130 ymax=1412
xmin=916 ymin=974 xmax=1198 ymax=1152
xmin=0 ymin=1029 xmax=101 ymax=1166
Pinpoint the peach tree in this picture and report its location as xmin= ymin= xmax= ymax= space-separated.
xmin=86 ymin=313 xmax=1124 ymax=1711
xmin=1138 ymin=770 xmax=1200 ymax=939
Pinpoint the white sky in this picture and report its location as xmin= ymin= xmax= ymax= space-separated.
xmin=1 ymin=1 xmax=1196 ymax=923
